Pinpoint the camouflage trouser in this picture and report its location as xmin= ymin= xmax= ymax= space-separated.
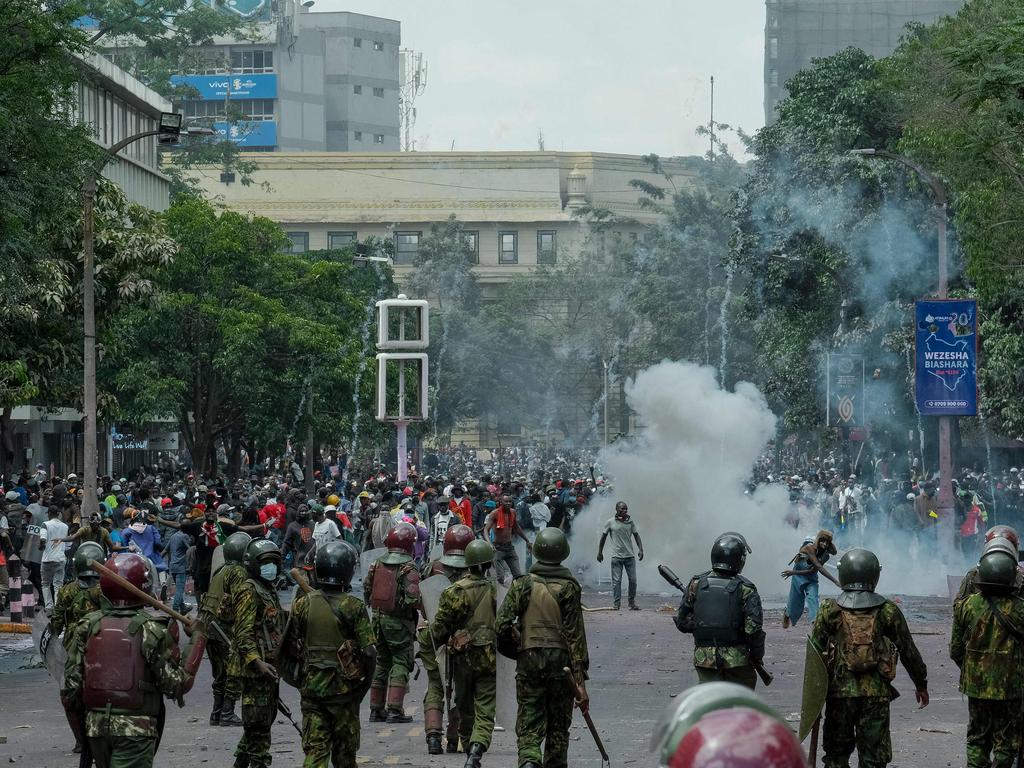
xmin=300 ymin=695 xmax=360 ymax=768
xmin=416 ymin=625 xmax=445 ymax=712
xmin=695 ymin=665 xmax=757 ymax=690
xmin=822 ymin=696 xmax=891 ymax=768
xmin=88 ymin=735 xmax=155 ymax=768
xmin=208 ymin=633 xmax=242 ymax=700
xmin=236 ymin=676 xmax=279 ymax=768
xmin=515 ymin=666 xmax=574 ymax=768
xmin=966 ymin=697 xmax=1023 ymax=768
xmin=371 ymin=615 xmax=415 ymax=688
xmin=453 ymin=648 xmax=496 ymax=750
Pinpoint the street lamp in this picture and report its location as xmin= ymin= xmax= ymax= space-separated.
xmin=80 ymin=114 xmax=212 ymax=519
xmin=849 ymin=147 xmax=954 ymax=558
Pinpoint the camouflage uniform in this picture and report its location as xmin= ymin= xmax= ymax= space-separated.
xmin=417 ymin=561 xmax=460 ymax=746
xmin=50 ymin=581 xmax=102 ymax=642
xmin=62 ymin=607 xmax=193 ymax=768
xmin=201 ymin=562 xmax=248 ymax=704
xmin=954 ymin=566 xmax=1024 ymax=605
xmin=951 ymin=592 xmax=1024 ymax=768
xmin=432 ymin=572 xmax=498 ymax=751
xmin=495 ymin=562 xmax=589 ymax=768
xmin=280 ymin=590 xmax=375 ymax=768
xmin=363 ymin=557 xmax=420 ymax=713
xmin=674 ymin=570 xmax=765 ymax=690
xmin=231 ymin=577 xmax=284 ymax=768
xmin=810 ymin=599 xmax=928 ymax=768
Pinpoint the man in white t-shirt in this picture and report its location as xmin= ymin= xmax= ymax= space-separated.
xmin=38 ymin=506 xmax=68 ymax=614
xmin=428 ymin=497 xmax=458 ymax=560
xmin=311 ymin=506 xmax=341 ymax=551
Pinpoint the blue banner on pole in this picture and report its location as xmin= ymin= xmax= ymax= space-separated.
xmin=170 ymin=73 xmax=277 ymax=100
xmin=914 ymin=299 xmax=978 ymax=416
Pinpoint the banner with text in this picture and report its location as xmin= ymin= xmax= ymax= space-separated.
xmin=914 ymin=299 xmax=978 ymax=416
xmin=170 ymin=73 xmax=277 ymax=100
xmin=826 ymin=353 xmax=864 ymax=427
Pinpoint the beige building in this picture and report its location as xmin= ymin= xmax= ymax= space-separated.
xmin=195 ymin=150 xmax=695 ymax=289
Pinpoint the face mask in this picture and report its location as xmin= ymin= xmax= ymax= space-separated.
xmin=259 ymin=563 xmax=278 ymax=581
xmin=130 ymin=522 xmax=146 ymax=533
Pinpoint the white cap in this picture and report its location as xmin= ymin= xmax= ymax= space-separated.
xmin=67 ymin=473 xmax=78 ymax=480
xmin=324 ymin=504 xmax=337 ymax=513
xmin=5 ymin=491 xmax=19 ymax=502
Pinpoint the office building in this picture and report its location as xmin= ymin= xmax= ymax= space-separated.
xmin=764 ymin=0 xmax=965 ymax=122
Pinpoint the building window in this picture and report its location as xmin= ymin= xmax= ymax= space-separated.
xmin=228 ymin=50 xmax=274 ymax=74
xmin=353 ymin=84 xmax=362 ymax=95
xmin=373 ymin=87 xmax=384 ymax=97
xmin=180 ymin=98 xmax=275 ymax=121
xmin=354 ymin=130 xmax=362 ymax=141
xmin=768 ymin=69 xmax=779 ymax=87
xmin=768 ymin=37 xmax=778 ymax=59
xmin=374 ymin=133 xmax=384 ymax=144
xmin=464 ymin=231 xmax=479 ymax=263
xmin=284 ymin=232 xmax=309 ymax=253
xmin=393 ymin=232 xmax=421 ymax=265
xmin=373 ymin=41 xmax=384 ymax=51
xmin=354 ymin=37 xmax=362 ymax=47
xmin=537 ymin=230 xmax=557 ymax=264
xmin=328 ymin=231 xmax=357 ymax=249
xmin=498 ymin=231 xmax=518 ymax=264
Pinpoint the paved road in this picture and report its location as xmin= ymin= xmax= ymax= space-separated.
xmin=0 ymin=591 xmax=966 ymax=767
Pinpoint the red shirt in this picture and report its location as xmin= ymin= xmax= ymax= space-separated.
xmin=449 ymin=497 xmax=472 ymax=526
xmin=259 ymin=503 xmax=286 ymax=530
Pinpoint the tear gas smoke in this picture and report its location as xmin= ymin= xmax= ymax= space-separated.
xmin=568 ymin=360 xmax=948 ymax=599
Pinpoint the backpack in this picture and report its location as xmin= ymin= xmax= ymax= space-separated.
xmin=837 ymin=609 xmax=897 ymax=680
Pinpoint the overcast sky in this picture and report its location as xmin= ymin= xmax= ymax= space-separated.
xmin=321 ymin=0 xmax=766 ymax=158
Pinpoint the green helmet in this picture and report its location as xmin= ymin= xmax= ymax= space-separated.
xmin=533 ymin=527 xmax=569 ymax=565
xmin=464 ymin=539 xmax=494 ymax=568
xmin=977 ymin=550 xmax=1017 ymax=594
xmin=242 ymin=538 xmax=282 ymax=578
xmin=836 ymin=548 xmax=885 ymax=609
xmin=222 ymin=532 xmax=253 ymax=564
xmin=982 ymin=537 xmax=1017 ymax=563
xmin=315 ymin=541 xmax=358 ymax=587
xmin=73 ymin=541 xmax=105 ymax=583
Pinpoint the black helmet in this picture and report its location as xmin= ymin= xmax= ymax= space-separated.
xmin=73 ymin=541 xmax=105 ymax=583
xmin=242 ymin=538 xmax=282 ymax=577
xmin=315 ymin=541 xmax=357 ymax=587
xmin=977 ymin=550 xmax=1017 ymax=594
xmin=222 ymin=532 xmax=252 ymax=564
xmin=718 ymin=531 xmax=752 ymax=554
xmin=464 ymin=539 xmax=494 ymax=569
xmin=835 ymin=548 xmax=886 ymax=609
xmin=533 ymin=527 xmax=569 ymax=564
xmin=710 ymin=534 xmax=747 ymax=575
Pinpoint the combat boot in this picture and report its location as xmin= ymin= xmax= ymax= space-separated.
xmin=385 ymin=683 xmax=413 ymax=723
xmin=369 ymin=685 xmax=388 ymax=722
xmin=209 ymin=694 xmax=223 ymax=725
xmin=220 ymin=698 xmax=243 ymax=727
xmin=464 ymin=742 xmax=485 ymax=768
xmin=446 ymin=705 xmax=461 ymax=752
xmin=424 ymin=708 xmax=443 ymax=755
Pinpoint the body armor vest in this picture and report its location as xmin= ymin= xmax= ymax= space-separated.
xmin=521 ymin=576 xmax=567 ymax=650
xmin=305 ymin=592 xmax=350 ymax=668
xmin=246 ymin=578 xmax=283 ymax=660
xmin=458 ymin=580 xmax=496 ymax=647
xmin=82 ymin=613 xmax=161 ymax=716
xmin=369 ymin=562 xmax=399 ymax=613
xmin=202 ymin=564 xmax=234 ymax=621
xmin=691 ymin=574 xmax=745 ymax=647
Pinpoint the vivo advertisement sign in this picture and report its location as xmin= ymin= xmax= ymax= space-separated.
xmin=171 ymin=73 xmax=277 ymax=100
xmin=213 ymin=120 xmax=277 ymax=147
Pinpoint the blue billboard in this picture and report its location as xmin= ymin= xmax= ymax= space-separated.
xmin=213 ymin=120 xmax=277 ymax=147
xmin=171 ymin=73 xmax=277 ymax=100
xmin=914 ymin=299 xmax=978 ymax=416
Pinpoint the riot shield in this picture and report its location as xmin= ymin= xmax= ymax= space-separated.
xmin=420 ymin=573 xmax=452 ymax=672
xmin=494 ymin=581 xmax=518 ymax=731
xmin=32 ymin=613 xmax=66 ymax=684
xmin=210 ymin=545 xmax=225 ymax=577
xmin=799 ymin=638 xmax=829 ymax=742
xmin=355 ymin=548 xmax=386 ymax=589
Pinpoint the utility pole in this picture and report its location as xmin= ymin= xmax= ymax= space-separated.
xmin=305 ymin=378 xmax=314 ymax=496
xmin=603 ymin=359 xmax=610 ymax=446
xmin=709 ymin=75 xmax=715 ymax=160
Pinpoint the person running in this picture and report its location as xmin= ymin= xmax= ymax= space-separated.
xmin=781 ymin=529 xmax=840 ymax=628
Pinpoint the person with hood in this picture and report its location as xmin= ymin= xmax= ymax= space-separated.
xmin=781 ymin=529 xmax=840 ymax=628
xmin=121 ymin=509 xmax=168 ymax=587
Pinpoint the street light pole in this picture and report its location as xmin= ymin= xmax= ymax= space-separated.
xmin=850 ymin=148 xmax=954 ymax=559
xmin=602 ymin=359 xmax=609 ymax=446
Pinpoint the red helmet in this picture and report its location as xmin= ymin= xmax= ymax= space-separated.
xmin=440 ymin=524 xmax=475 ymax=568
xmin=668 ymin=707 xmax=807 ymax=768
xmin=99 ymin=553 xmax=152 ymax=607
xmin=385 ymin=522 xmax=417 ymax=556
xmin=985 ymin=525 xmax=1020 ymax=550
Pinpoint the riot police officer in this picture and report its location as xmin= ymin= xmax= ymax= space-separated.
xmin=674 ymin=532 xmax=765 ymax=689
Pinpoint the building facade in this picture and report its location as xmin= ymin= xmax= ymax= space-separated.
xmin=164 ymin=5 xmax=400 ymax=152
xmin=764 ymin=0 xmax=965 ymax=123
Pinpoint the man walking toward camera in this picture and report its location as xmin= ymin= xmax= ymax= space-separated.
xmin=596 ymin=501 xmax=644 ymax=611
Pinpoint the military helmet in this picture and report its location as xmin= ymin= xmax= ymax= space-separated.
xmin=977 ymin=550 xmax=1017 ymax=594
xmin=73 ymin=541 xmax=105 ymax=583
xmin=99 ymin=553 xmax=152 ymax=607
xmin=242 ymin=538 xmax=282 ymax=577
xmin=380 ymin=521 xmax=417 ymax=565
xmin=315 ymin=541 xmax=358 ymax=587
xmin=835 ymin=548 xmax=886 ymax=609
xmin=981 ymin=537 xmax=1017 ymax=563
xmin=651 ymin=682 xmax=779 ymax=766
xmin=985 ymin=524 xmax=1020 ymax=550
xmin=718 ymin=531 xmax=752 ymax=554
xmin=665 ymin=706 xmax=807 ymax=768
xmin=222 ymin=531 xmax=253 ymax=564
xmin=533 ymin=527 xmax=570 ymax=564
xmin=440 ymin=524 xmax=474 ymax=569
xmin=710 ymin=534 xmax=747 ymax=575
xmin=464 ymin=539 xmax=494 ymax=568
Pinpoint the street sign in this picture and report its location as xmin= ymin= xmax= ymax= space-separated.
xmin=826 ymin=353 xmax=864 ymax=427
xmin=915 ymin=299 xmax=978 ymax=416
